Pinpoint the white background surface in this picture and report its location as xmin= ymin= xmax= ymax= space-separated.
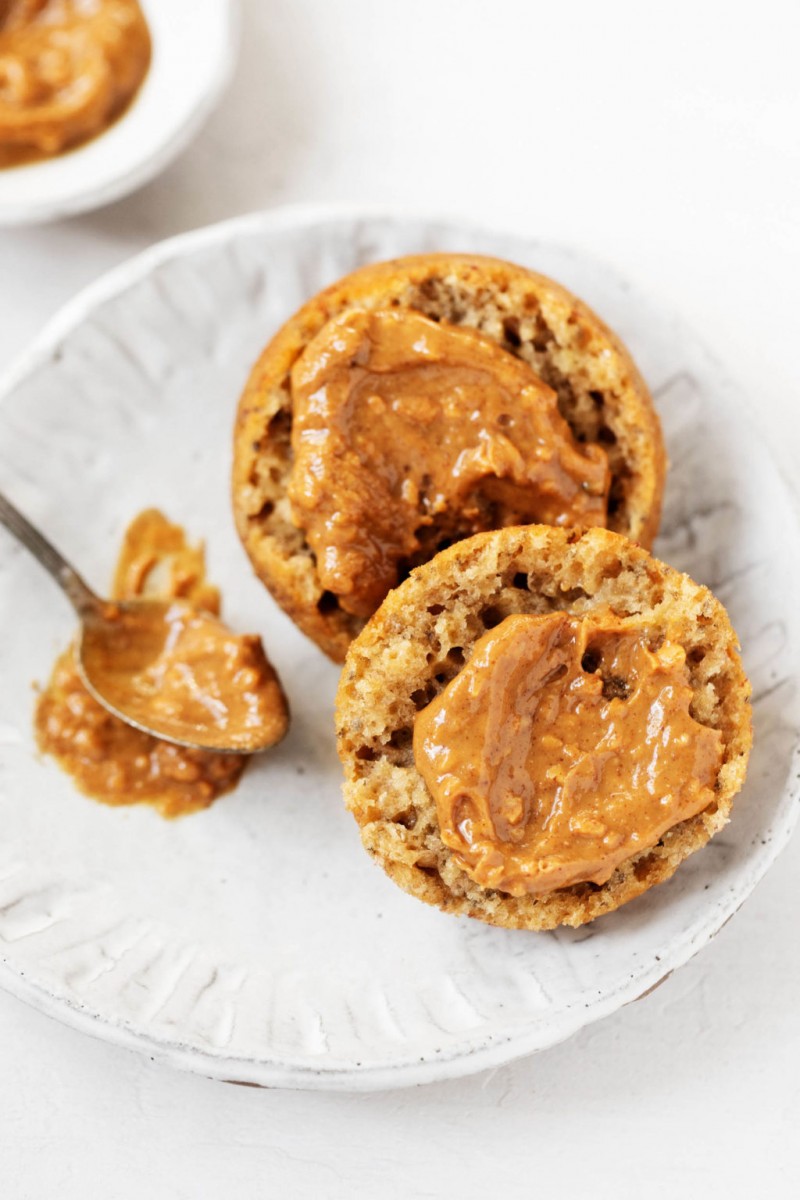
xmin=1 ymin=0 xmax=799 ymax=1195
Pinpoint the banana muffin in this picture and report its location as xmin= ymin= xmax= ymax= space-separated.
xmin=335 ymin=526 xmax=752 ymax=930
xmin=233 ymin=254 xmax=666 ymax=661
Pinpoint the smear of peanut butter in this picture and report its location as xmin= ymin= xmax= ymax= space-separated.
xmin=414 ymin=611 xmax=723 ymax=895
xmin=35 ymin=510 xmax=288 ymax=818
xmin=289 ymin=309 xmax=609 ymax=618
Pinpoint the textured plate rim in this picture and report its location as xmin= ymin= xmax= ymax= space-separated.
xmin=0 ymin=204 xmax=798 ymax=1091
xmin=0 ymin=0 xmax=240 ymax=226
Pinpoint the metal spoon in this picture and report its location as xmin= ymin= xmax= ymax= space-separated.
xmin=0 ymin=489 xmax=258 ymax=754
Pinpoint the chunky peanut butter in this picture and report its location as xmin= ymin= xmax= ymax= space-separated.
xmin=289 ymin=309 xmax=610 ymax=618
xmin=36 ymin=647 xmax=247 ymax=818
xmin=0 ymin=0 xmax=151 ymax=169
xmin=82 ymin=599 xmax=288 ymax=754
xmin=35 ymin=510 xmax=288 ymax=817
xmin=413 ymin=611 xmax=723 ymax=896
xmin=112 ymin=508 xmax=220 ymax=613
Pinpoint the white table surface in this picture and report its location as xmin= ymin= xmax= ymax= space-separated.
xmin=1 ymin=1 xmax=799 ymax=1195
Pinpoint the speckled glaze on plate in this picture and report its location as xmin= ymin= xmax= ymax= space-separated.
xmin=0 ymin=0 xmax=239 ymax=226
xmin=0 ymin=208 xmax=797 ymax=1091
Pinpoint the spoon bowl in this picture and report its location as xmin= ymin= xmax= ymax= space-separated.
xmin=77 ymin=597 xmax=283 ymax=754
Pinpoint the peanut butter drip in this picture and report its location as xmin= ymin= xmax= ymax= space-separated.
xmin=35 ymin=510 xmax=288 ymax=817
xmin=289 ymin=309 xmax=610 ymax=618
xmin=0 ymin=0 xmax=151 ymax=169
xmin=413 ymin=611 xmax=724 ymax=896
xmin=112 ymin=508 xmax=221 ymax=611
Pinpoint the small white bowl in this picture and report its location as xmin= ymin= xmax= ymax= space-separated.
xmin=0 ymin=0 xmax=239 ymax=226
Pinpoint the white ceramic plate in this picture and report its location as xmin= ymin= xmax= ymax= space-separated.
xmin=0 ymin=208 xmax=798 ymax=1091
xmin=0 ymin=0 xmax=238 ymax=226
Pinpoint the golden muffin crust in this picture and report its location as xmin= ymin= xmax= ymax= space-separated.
xmin=233 ymin=254 xmax=666 ymax=662
xmin=335 ymin=526 xmax=752 ymax=930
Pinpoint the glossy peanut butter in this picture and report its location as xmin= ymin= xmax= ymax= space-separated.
xmin=112 ymin=508 xmax=220 ymax=613
xmin=82 ymin=599 xmax=288 ymax=753
xmin=35 ymin=510 xmax=288 ymax=817
xmin=36 ymin=647 xmax=247 ymax=818
xmin=413 ymin=611 xmax=723 ymax=896
xmin=0 ymin=0 xmax=151 ymax=169
xmin=289 ymin=309 xmax=610 ymax=618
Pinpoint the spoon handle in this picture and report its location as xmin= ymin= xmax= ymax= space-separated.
xmin=0 ymin=489 xmax=103 ymax=619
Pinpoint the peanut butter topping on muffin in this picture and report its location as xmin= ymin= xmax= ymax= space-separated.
xmin=336 ymin=526 xmax=750 ymax=930
xmin=413 ymin=610 xmax=724 ymax=897
xmin=289 ymin=308 xmax=609 ymax=618
xmin=233 ymin=254 xmax=666 ymax=662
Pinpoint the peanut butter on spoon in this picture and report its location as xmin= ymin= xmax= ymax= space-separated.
xmin=80 ymin=595 xmax=288 ymax=754
xmin=0 ymin=494 xmax=288 ymax=816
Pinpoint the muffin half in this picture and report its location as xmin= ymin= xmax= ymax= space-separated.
xmin=233 ymin=254 xmax=666 ymax=661
xmin=335 ymin=526 xmax=752 ymax=930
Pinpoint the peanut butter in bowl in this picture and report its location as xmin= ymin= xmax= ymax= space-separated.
xmin=0 ymin=0 xmax=152 ymax=169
